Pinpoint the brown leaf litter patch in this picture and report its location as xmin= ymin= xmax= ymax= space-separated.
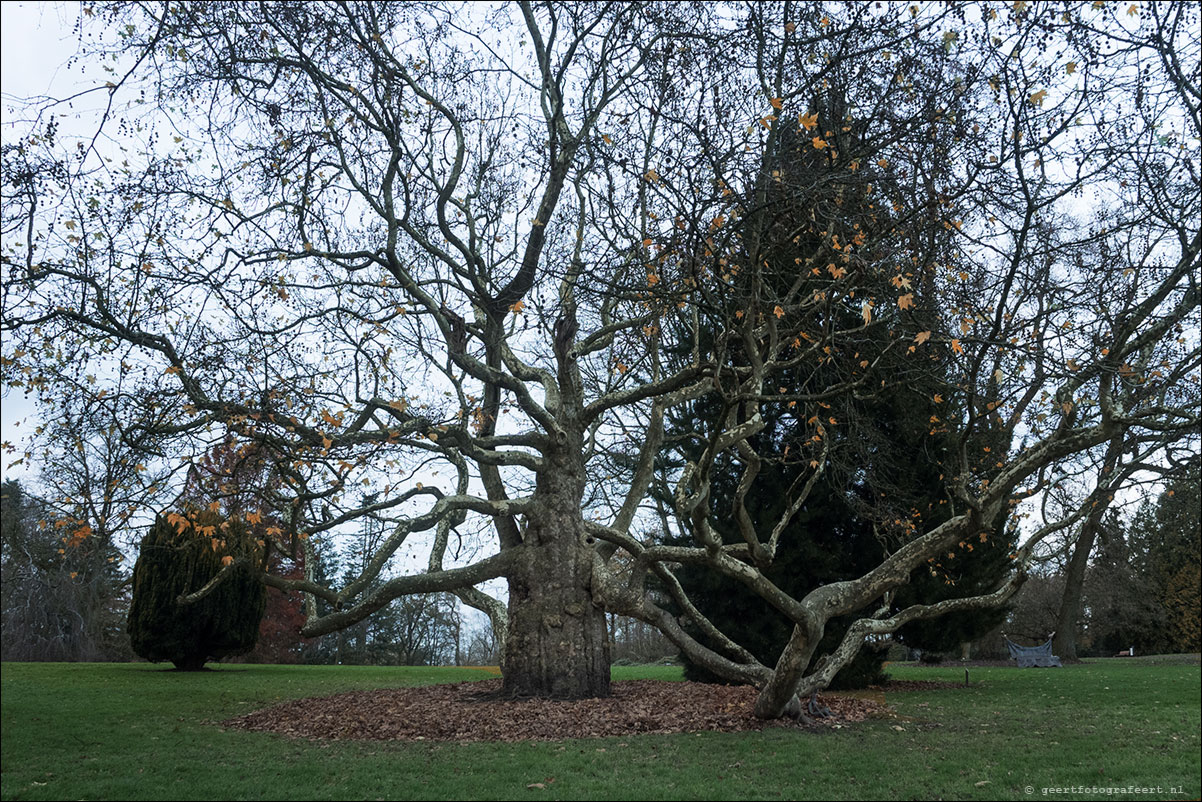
xmin=221 ymin=679 xmax=894 ymax=743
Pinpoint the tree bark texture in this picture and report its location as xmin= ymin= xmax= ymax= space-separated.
xmin=501 ymin=448 xmax=611 ymax=699
xmin=753 ymin=621 xmax=820 ymax=718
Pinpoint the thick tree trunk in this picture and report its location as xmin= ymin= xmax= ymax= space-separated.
xmin=753 ymin=621 xmax=821 ymax=718
xmin=1052 ymin=522 xmax=1094 ymax=662
xmin=1054 ymin=435 xmax=1124 ymax=661
xmin=502 ymin=535 xmax=611 ymax=698
xmin=500 ymin=446 xmax=610 ymax=699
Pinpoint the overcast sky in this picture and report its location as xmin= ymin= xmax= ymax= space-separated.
xmin=1 ymin=2 xmax=81 ymax=98
xmin=1 ymin=2 xmax=82 ymax=482
xmin=0 ymin=5 xmax=503 ymax=608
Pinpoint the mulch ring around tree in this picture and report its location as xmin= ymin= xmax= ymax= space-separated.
xmin=221 ymin=679 xmax=900 ymax=743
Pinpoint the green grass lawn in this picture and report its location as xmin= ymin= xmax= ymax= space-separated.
xmin=2 ymin=658 xmax=1198 ymax=801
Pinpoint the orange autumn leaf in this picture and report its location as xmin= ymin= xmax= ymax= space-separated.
xmin=799 ymin=111 xmax=819 ymax=131
xmin=221 ymin=555 xmax=234 ymax=567
xmin=769 ymin=97 xmax=783 ymax=109
xmin=898 ymin=293 xmax=915 ymax=310
xmin=914 ymin=330 xmax=932 ymax=345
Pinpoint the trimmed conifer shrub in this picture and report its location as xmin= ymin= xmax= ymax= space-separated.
xmin=128 ymin=510 xmax=267 ymax=670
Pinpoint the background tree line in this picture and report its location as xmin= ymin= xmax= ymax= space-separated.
xmin=1002 ymin=460 xmax=1200 ymax=658
xmin=5 ymin=459 xmax=1197 ymax=666
xmin=1 ymin=477 xmax=483 ymax=666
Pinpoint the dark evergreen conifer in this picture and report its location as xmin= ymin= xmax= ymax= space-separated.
xmin=128 ymin=511 xmax=266 ymax=670
xmin=659 ymin=91 xmax=904 ymax=689
xmin=662 ymin=76 xmax=1013 ymax=684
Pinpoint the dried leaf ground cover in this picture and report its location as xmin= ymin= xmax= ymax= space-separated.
xmin=222 ymin=678 xmax=895 ymax=742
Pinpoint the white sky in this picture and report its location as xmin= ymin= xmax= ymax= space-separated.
xmin=0 ymin=3 xmax=78 ymax=99
xmin=0 ymin=6 xmax=507 ymax=627
xmin=1 ymin=2 xmax=84 ymax=482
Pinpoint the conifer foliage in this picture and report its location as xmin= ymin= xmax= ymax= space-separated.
xmin=128 ymin=512 xmax=266 ymax=670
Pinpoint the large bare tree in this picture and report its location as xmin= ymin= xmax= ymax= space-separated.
xmin=2 ymin=1 xmax=1197 ymax=717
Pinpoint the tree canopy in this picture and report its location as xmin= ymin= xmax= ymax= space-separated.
xmin=2 ymin=1 xmax=1198 ymax=716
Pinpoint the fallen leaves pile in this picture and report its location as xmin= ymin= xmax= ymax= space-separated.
xmin=222 ymin=679 xmax=895 ymax=742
